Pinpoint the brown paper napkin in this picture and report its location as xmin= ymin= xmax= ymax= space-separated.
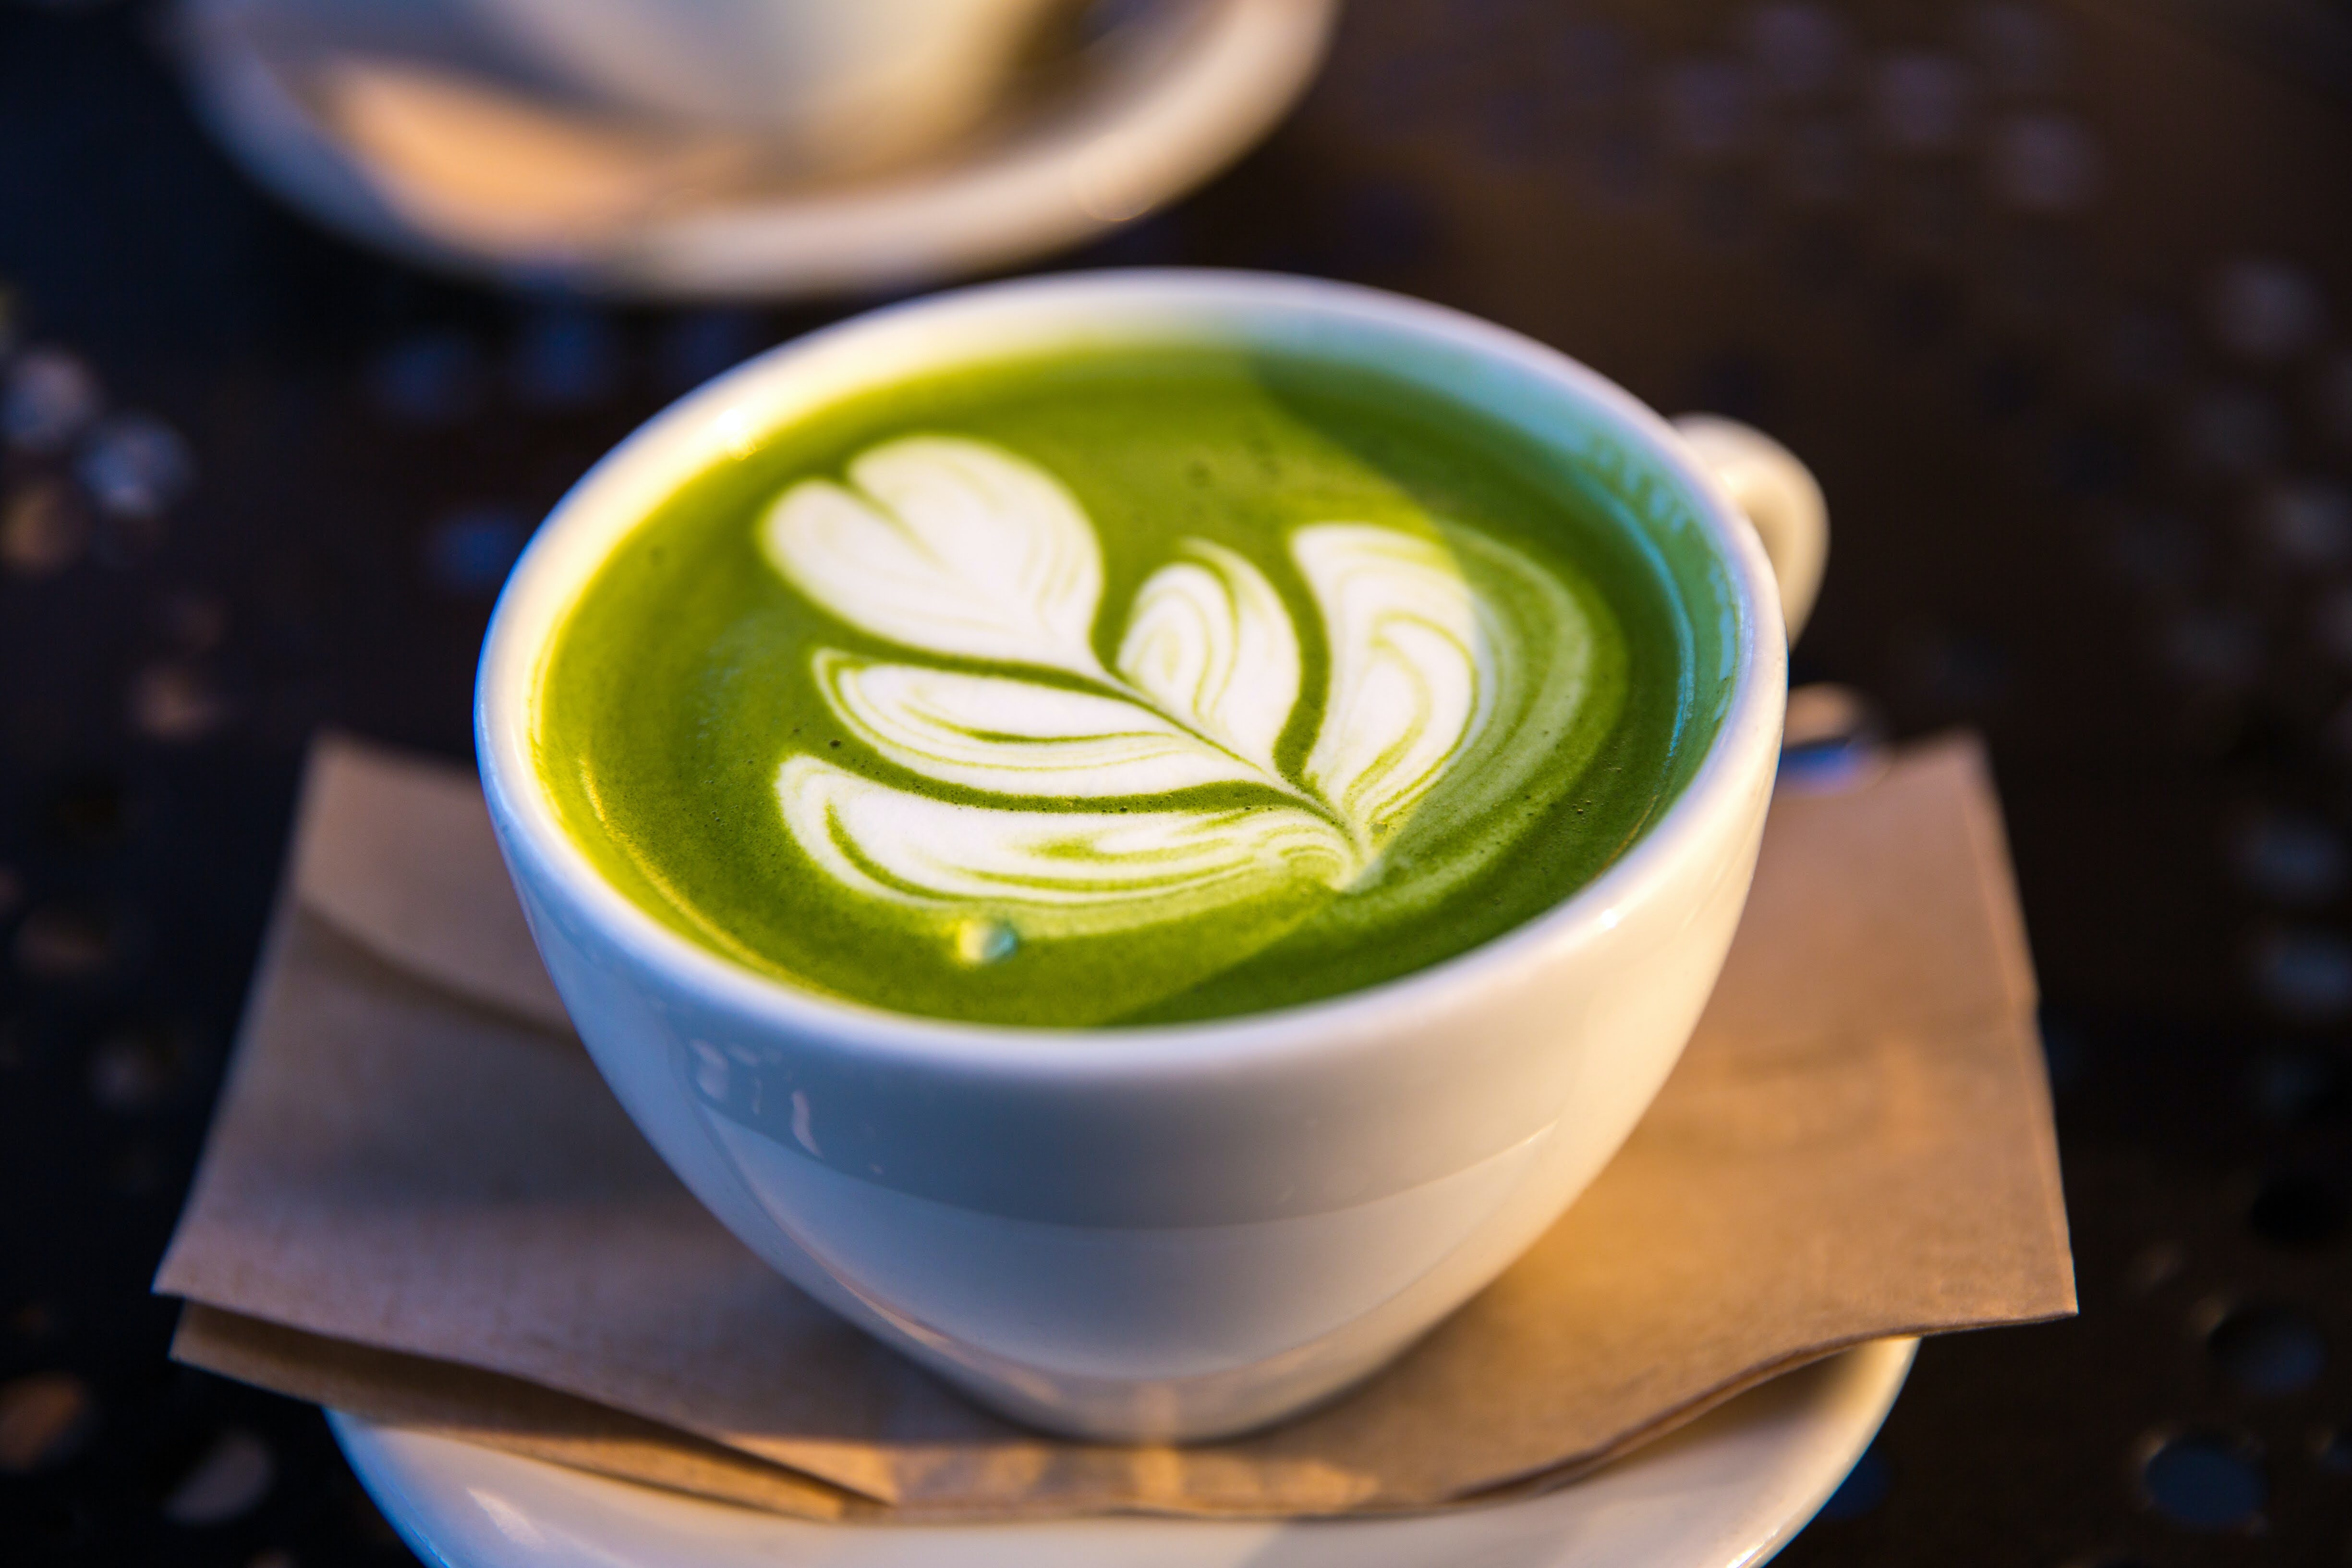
xmin=155 ymin=730 xmax=2073 ymax=1519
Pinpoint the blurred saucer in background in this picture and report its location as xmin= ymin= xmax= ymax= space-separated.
xmin=174 ymin=0 xmax=1339 ymax=299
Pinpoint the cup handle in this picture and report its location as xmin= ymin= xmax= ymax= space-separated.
xmin=1671 ymin=415 xmax=1829 ymax=644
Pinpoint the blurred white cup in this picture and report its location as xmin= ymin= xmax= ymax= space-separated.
xmin=467 ymin=0 xmax=1067 ymax=158
xmin=225 ymin=0 xmax=1073 ymax=170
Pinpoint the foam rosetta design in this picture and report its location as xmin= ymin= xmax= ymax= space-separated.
xmin=759 ymin=436 xmax=1591 ymax=958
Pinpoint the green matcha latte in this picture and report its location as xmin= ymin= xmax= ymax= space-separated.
xmin=535 ymin=347 xmax=1720 ymax=1027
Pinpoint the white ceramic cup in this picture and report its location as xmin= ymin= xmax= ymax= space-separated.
xmin=475 ymin=270 xmax=1827 ymax=1442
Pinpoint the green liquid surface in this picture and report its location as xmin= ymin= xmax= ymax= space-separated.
xmin=536 ymin=347 xmax=1723 ymax=1026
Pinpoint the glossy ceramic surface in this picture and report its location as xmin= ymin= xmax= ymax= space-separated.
xmin=330 ymin=1339 xmax=1914 ymax=1568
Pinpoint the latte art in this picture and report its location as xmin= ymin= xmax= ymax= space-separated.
xmin=537 ymin=347 xmax=1696 ymax=1024
xmin=760 ymin=438 xmax=1592 ymax=954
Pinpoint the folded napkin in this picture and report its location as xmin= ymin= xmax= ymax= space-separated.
xmin=155 ymin=730 xmax=2073 ymax=1519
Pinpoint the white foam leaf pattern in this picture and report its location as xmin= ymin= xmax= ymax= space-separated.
xmin=1294 ymin=524 xmax=1494 ymax=843
xmin=1115 ymin=540 xmax=1300 ymax=775
xmin=760 ymin=436 xmax=1577 ymax=955
xmin=814 ymin=651 xmax=1268 ymax=799
xmin=760 ymin=436 xmax=1107 ymax=679
xmin=777 ymin=757 xmax=1353 ymax=938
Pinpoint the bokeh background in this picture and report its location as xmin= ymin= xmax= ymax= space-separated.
xmin=2 ymin=0 xmax=2350 ymax=1562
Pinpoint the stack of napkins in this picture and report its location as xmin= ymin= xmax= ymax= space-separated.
xmin=155 ymin=732 xmax=2073 ymax=1519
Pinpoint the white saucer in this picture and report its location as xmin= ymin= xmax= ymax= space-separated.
xmin=329 ymin=1338 xmax=1913 ymax=1568
xmin=174 ymin=0 xmax=1339 ymax=298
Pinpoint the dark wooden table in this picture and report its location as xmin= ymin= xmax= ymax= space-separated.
xmin=3 ymin=0 xmax=2349 ymax=1562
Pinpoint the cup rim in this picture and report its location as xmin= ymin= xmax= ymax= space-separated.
xmin=475 ymin=267 xmax=1786 ymax=1080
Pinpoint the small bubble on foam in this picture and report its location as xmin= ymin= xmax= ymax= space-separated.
xmin=954 ymin=919 xmax=1018 ymax=966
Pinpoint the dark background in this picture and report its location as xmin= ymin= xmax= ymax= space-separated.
xmin=2 ymin=0 xmax=2350 ymax=1561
